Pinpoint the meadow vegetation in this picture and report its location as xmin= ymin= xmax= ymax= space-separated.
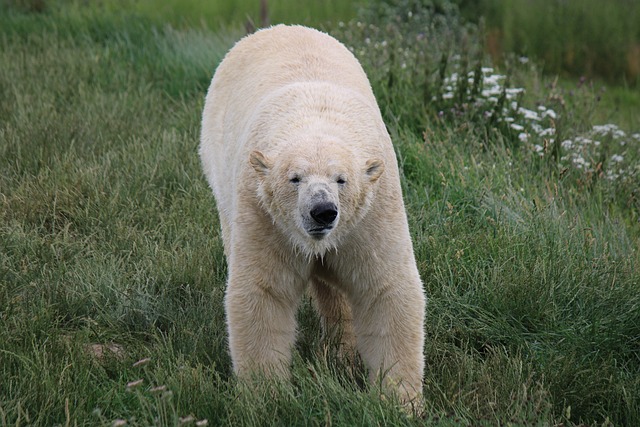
xmin=1 ymin=0 xmax=639 ymax=426
xmin=454 ymin=0 xmax=640 ymax=85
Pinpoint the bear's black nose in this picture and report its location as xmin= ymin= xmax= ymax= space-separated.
xmin=310 ymin=202 xmax=338 ymax=226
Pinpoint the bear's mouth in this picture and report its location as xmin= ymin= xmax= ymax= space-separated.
xmin=307 ymin=226 xmax=333 ymax=240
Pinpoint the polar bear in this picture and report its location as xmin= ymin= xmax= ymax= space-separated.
xmin=199 ymin=25 xmax=425 ymax=404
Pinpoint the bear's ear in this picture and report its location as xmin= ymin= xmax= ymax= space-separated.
xmin=249 ymin=151 xmax=272 ymax=176
xmin=365 ymin=158 xmax=384 ymax=183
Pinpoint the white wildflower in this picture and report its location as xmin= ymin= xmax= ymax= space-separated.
xmin=531 ymin=123 xmax=544 ymax=134
xmin=505 ymin=87 xmax=525 ymax=98
xmin=510 ymin=123 xmax=525 ymax=131
xmin=519 ymin=56 xmax=529 ymax=64
xmin=542 ymin=109 xmax=557 ymax=119
xmin=484 ymin=74 xmax=504 ymax=86
xmin=613 ymin=129 xmax=626 ymax=139
xmin=572 ymin=156 xmax=590 ymax=169
xmin=538 ymin=128 xmax=555 ymax=137
xmin=592 ymin=124 xmax=619 ymax=135
xmin=611 ymin=154 xmax=624 ymax=163
xmin=482 ymin=87 xmax=502 ymax=97
xmin=518 ymin=133 xmax=529 ymax=142
xmin=518 ymin=107 xmax=540 ymax=121
xmin=606 ymin=171 xmax=620 ymax=181
xmin=576 ymin=136 xmax=592 ymax=145
xmin=561 ymin=139 xmax=573 ymax=149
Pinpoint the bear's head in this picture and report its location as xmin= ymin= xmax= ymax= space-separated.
xmin=249 ymin=141 xmax=384 ymax=257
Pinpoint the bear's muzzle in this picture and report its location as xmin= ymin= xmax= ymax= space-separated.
xmin=308 ymin=201 xmax=338 ymax=239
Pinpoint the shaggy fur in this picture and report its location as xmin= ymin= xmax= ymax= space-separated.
xmin=200 ymin=24 xmax=425 ymax=403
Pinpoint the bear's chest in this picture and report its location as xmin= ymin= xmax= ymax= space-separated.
xmin=308 ymin=256 xmax=346 ymax=288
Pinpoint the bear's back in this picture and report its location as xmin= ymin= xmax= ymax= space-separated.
xmin=210 ymin=25 xmax=377 ymax=116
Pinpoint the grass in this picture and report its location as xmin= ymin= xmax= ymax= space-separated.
xmin=3 ymin=0 xmax=363 ymax=28
xmin=1 ymin=1 xmax=639 ymax=426
xmin=455 ymin=0 xmax=640 ymax=85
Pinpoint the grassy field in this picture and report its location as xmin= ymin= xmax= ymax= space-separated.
xmin=455 ymin=0 xmax=640 ymax=85
xmin=3 ymin=0 xmax=362 ymax=28
xmin=1 ymin=1 xmax=639 ymax=426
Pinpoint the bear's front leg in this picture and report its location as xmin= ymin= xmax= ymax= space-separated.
xmin=225 ymin=252 xmax=305 ymax=378
xmin=350 ymin=270 xmax=425 ymax=405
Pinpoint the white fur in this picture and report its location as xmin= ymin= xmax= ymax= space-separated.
xmin=200 ymin=25 xmax=425 ymax=404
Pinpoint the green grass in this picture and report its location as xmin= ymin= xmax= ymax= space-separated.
xmin=1 ymin=1 xmax=639 ymax=426
xmin=2 ymin=0 xmax=364 ymax=28
xmin=455 ymin=0 xmax=640 ymax=85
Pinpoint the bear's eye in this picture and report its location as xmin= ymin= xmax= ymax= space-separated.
xmin=336 ymin=177 xmax=346 ymax=185
xmin=289 ymin=175 xmax=301 ymax=185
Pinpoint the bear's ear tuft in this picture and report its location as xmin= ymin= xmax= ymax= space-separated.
xmin=249 ymin=151 xmax=272 ymax=176
xmin=365 ymin=158 xmax=384 ymax=183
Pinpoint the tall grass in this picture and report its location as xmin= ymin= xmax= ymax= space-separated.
xmin=1 ymin=0 xmax=364 ymax=28
xmin=126 ymin=0 xmax=363 ymax=28
xmin=456 ymin=0 xmax=640 ymax=85
xmin=1 ymin=1 xmax=639 ymax=426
